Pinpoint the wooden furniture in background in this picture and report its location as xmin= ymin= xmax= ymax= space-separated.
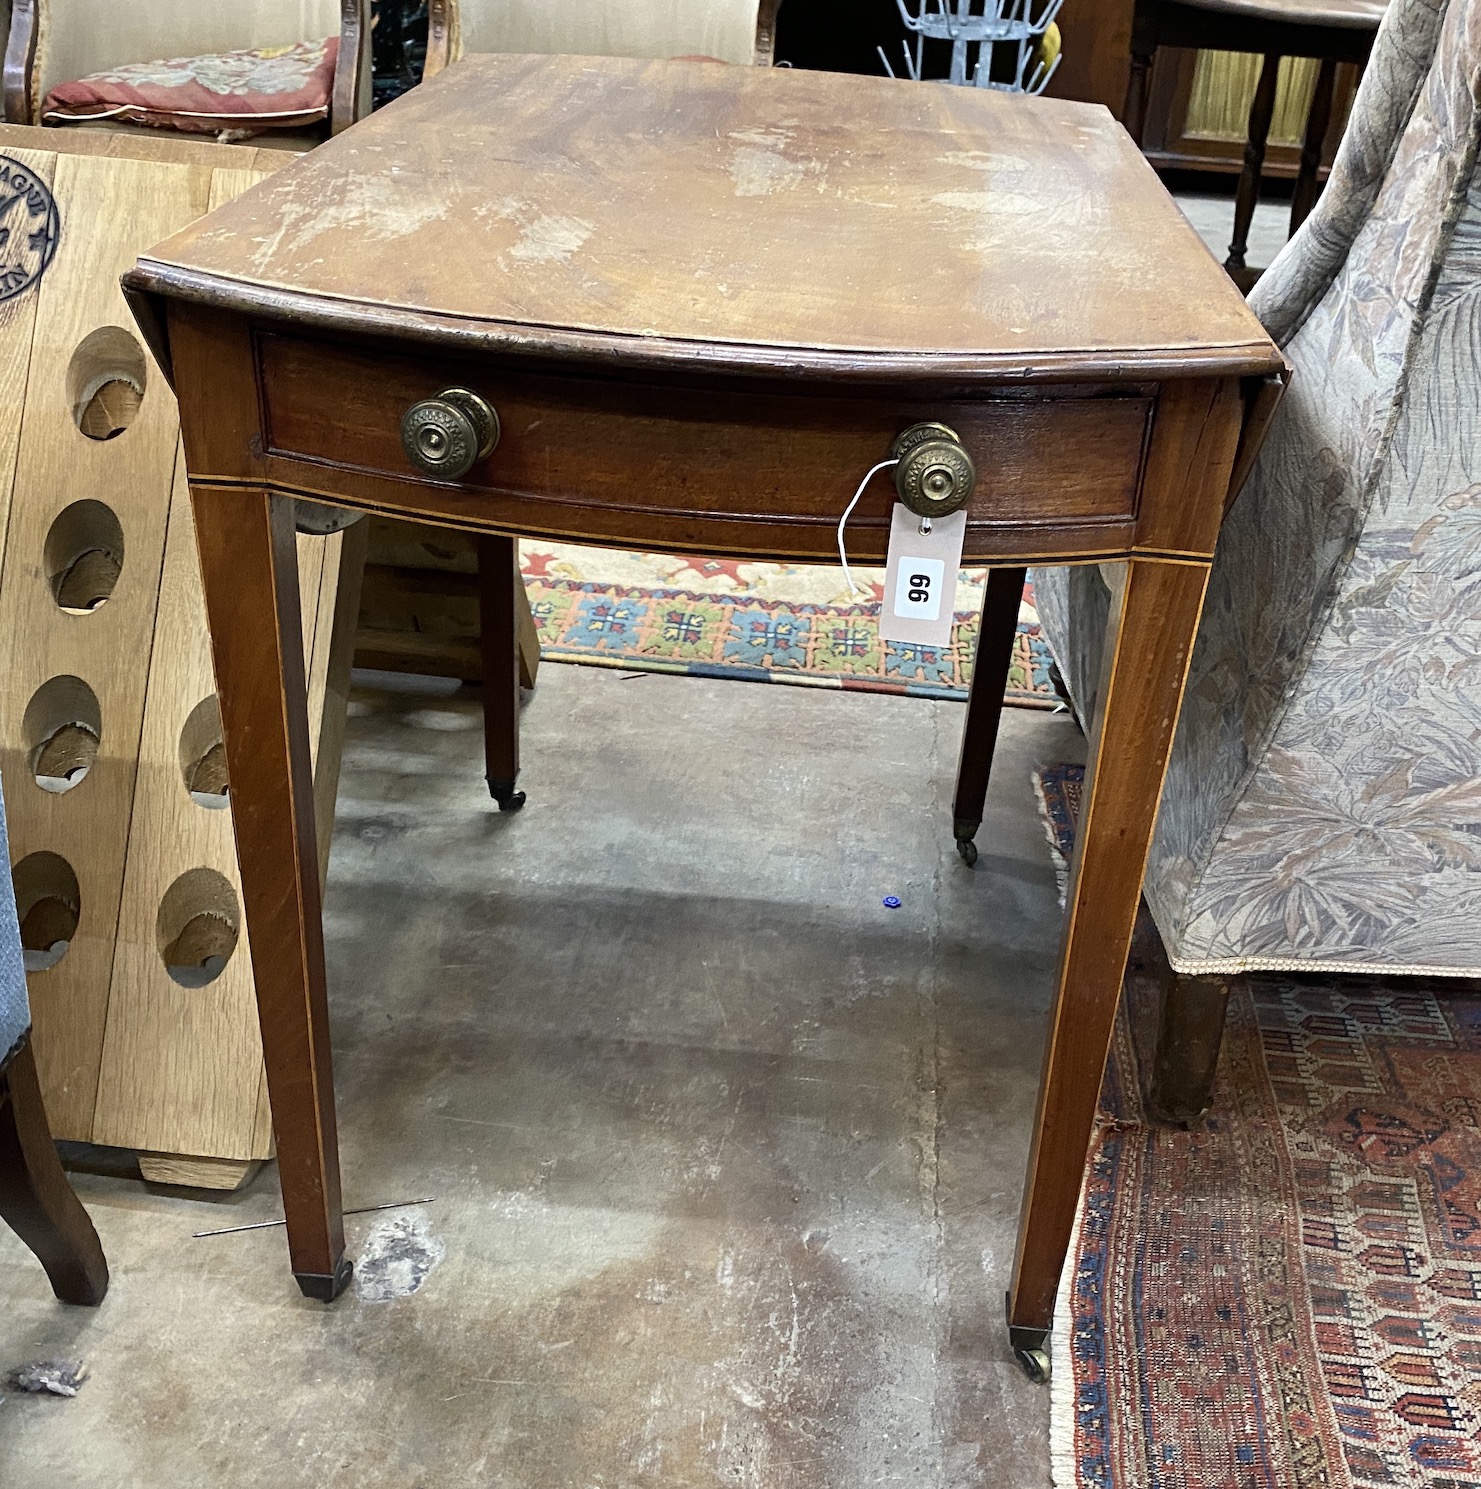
xmin=1 ymin=752 xmax=107 ymax=1307
xmin=356 ymin=519 xmax=538 ymax=687
xmin=422 ymin=0 xmax=781 ymax=73
xmin=127 ymin=57 xmax=1281 ymax=1376
xmin=1 ymin=1037 xmax=108 ymax=1305
xmin=0 ymin=125 xmax=363 ymax=1191
xmin=2 ymin=0 xmax=370 ymax=133
xmin=1136 ymin=45 xmax=1361 ymax=177
xmin=1125 ymin=0 xmax=1384 ymax=280
xmin=1046 ymin=0 xmax=1362 ymax=199
xmin=1045 ymin=0 xmax=1138 ymax=111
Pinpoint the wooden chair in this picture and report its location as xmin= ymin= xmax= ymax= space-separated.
xmin=1123 ymin=0 xmax=1386 ymax=285
xmin=421 ymin=0 xmax=782 ymax=810
xmin=3 ymin=0 xmax=371 ymax=134
xmin=0 ymin=785 xmax=107 ymax=1306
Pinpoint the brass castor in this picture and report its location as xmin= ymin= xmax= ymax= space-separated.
xmin=955 ymin=836 xmax=978 ymax=867
xmin=1006 ymin=1293 xmax=1052 ymax=1385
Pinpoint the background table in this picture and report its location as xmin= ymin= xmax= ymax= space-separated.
xmin=126 ymin=53 xmax=1282 ymax=1377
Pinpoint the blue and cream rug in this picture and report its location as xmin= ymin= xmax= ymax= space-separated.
xmin=519 ymin=542 xmax=1056 ymax=706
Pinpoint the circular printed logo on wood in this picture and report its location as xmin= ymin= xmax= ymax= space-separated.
xmin=0 ymin=155 xmax=61 ymax=305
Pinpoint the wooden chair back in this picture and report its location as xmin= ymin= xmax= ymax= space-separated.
xmin=423 ymin=0 xmax=780 ymax=76
xmin=3 ymin=0 xmax=370 ymax=132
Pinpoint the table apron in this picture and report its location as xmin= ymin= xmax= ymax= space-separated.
xmin=248 ymin=331 xmax=1159 ymax=565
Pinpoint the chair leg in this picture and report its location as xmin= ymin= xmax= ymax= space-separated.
xmin=477 ymin=534 xmax=526 ymax=812
xmin=1149 ymin=971 xmax=1232 ymax=1122
xmin=1124 ymin=906 xmax=1231 ymax=1124
xmin=951 ymin=566 xmax=1026 ymax=867
xmin=1226 ymin=52 xmax=1282 ymax=284
xmin=1289 ymin=56 xmax=1337 ymax=236
xmin=0 ymin=1038 xmax=108 ymax=1306
xmin=1122 ymin=45 xmax=1157 ymax=145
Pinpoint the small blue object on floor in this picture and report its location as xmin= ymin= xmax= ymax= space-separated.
xmin=882 ymin=896 xmax=902 ymax=909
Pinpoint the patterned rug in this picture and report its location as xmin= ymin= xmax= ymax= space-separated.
xmin=520 ymin=541 xmax=1056 ymax=705
xmin=1036 ymin=763 xmax=1481 ymax=1489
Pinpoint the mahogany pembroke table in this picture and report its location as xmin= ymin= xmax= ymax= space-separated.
xmin=124 ymin=53 xmax=1284 ymax=1380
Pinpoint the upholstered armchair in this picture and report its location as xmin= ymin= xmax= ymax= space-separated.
xmin=1033 ymin=0 xmax=1479 ymax=1118
xmin=3 ymin=0 xmax=370 ymax=134
xmin=422 ymin=0 xmax=782 ymax=74
xmin=0 ymin=778 xmax=108 ymax=1304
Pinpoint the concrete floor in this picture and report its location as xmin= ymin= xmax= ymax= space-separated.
xmin=1176 ymin=190 xmax=1292 ymax=275
xmin=0 ymin=662 xmax=1086 ymax=1487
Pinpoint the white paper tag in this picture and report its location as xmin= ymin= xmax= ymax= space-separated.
xmin=880 ymin=504 xmax=966 ymax=647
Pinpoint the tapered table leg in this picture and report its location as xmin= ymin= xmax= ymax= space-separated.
xmin=1006 ymin=557 xmax=1211 ymax=1379
xmin=952 ymin=566 xmax=1027 ymax=866
xmin=477 ymin=533 xmax=525 ymax=812
xmin=191 ymin=484 xmax=349 ymax=1302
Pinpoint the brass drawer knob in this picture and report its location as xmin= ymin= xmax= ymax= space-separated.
xmin=400 ymin=387 xmax=500 ymax=480
xmin=891 ymin=421 xmax=976 ymax=520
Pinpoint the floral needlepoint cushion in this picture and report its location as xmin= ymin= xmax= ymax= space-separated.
xmin=41 ymin=38 xmax=338 ymax=139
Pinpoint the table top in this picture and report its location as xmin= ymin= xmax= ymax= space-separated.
xmin=130 ymin=54 xmax=1278 ymax=383
xmin=1172 ymin=0 xmax=1386 ymax=29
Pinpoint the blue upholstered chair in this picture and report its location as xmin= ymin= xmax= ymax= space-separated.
xmin=0 ymin=783 xmax=108 ymax=1305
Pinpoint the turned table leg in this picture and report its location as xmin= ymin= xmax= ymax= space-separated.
xmin=191 ymin=485 xmax=349 ymax=1302
xmin=1006 ymin=557 xmax=1210 ymax=1380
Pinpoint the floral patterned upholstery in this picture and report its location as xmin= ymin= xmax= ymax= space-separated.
xmin=41 ymin=38 xmax=338 ymax=137
xmin=1034 ymin=0 xmax=1481 ymax=976
xmin=0 ymin=781 xmax=30 ymax=1070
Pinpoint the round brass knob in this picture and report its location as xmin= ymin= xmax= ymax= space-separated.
xmin=400 ymin=387 xmax=500 ymax=481
xmin=891 ymin=422 xmax=976 ymax=520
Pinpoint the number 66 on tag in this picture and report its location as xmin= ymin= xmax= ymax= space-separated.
xmin=879 ymin=504 xmax=967 ymax=647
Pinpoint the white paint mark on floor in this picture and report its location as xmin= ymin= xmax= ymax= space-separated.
xmin=355 ymin=1211 xmax=446 ymax=1303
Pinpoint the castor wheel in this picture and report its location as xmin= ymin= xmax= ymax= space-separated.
xmin=1006 ymin=1294 xmax=1052 ymax=1385
xmin=487 ymin=778 xmax=526 ymax=812
xmin=952 ymin=816 xmax=980 ymax=868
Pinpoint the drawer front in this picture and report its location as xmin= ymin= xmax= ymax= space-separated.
xmin=256 ymin=333 xmax=1152 ymax=560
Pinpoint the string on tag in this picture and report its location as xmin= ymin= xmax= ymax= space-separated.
xmin=837 ymin=458 xmax=899 ymax=598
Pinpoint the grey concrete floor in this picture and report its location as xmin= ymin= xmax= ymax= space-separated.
xmin=0 ymin=663 xmax=1086 ymax=1487
xmin=1175 ymin=190 xmax=1292 ymax=275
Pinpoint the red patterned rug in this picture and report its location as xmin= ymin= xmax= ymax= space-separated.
xmin=1036 ymin=764 xmax=1481 ymax=1489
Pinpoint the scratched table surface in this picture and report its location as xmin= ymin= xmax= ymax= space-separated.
xmin=133 ymin=52 xmax=1270 ymax=378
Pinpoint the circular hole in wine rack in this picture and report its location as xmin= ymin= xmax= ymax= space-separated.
xmin=44 ymin=499 xmax=125 ymax=612
xmin=23 ymin=675 xmax=101 ymax=794
xmin=157 ymin=868 xmax=240 ymax=989
xmin=12 ymin=851 xmax=81 ymax=972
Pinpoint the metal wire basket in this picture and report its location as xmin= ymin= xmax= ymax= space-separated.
xmin=880 ymin=0 xmax=1064 ymax=93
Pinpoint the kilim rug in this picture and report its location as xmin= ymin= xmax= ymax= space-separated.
xmin=519 ymin=541 xmax=1057 ymax=705
xmin=1036 ymin=762 xmax=1481 ymax=1489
